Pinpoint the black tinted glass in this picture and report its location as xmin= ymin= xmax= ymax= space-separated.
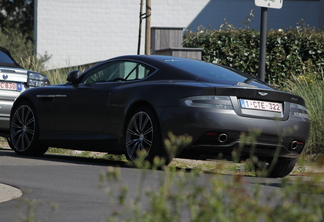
xmin=0 ymin=51 xmax=16 ymax=64
xmin=168 ymin=60 xmax=269 ymax=88
xmin=81 ymin=60 xmax=155 ymax=84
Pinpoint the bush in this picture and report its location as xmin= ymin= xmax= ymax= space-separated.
xmin=0 ymin=27 xmax=85 ymax=85
xmin=0 ymin=28 xmax=50 ymax=72
xmin=183 ymin=20 xmax=324 ymax=85
xmin=99 ymin=134 xmax=324 ymax=222
xmin=283 ymin=68 xmax=324 ymax=155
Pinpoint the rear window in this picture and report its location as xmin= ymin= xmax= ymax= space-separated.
xmin=167 ymin=60 xmax=270 ymax=88
xmin=0 ymin=51 xmax=16 ymax=65
xmin=0 ymin=50 xmax=22 ymax=68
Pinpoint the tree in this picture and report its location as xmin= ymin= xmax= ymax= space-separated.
xmin=0 ymin=0 xmax=34 ymax=42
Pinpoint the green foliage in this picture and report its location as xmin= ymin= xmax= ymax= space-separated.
xmin=98 ymin=134 xmax=324 ymax=222
xmin=0 ymin=26 xmax=86 ymax=85
xmin=0 ymin=28 xmax=51 ymax=73
xmin=283 ymin=69 xmax=324 ymax=155
xmin=164 ymin=131 xmax=193 ymax=160
xmin=0 ymin=28 xmax=34 ymax=61
xmin=42 ymin=68 xmax=76 ymax=85
xmin=0 ymin=1 xmax=53 ymax=77
xmin=100 ymin=161 xmax=324 ymax=222
xmin=0 ymin=0 xmax=35 ymax=42
xmin=42 ymin=63 xmax=95 ymax=85
xmin=15 ymin=197 xmax=57 ymax=222
xmin=183 ymin=20 xmax=324 ymax=85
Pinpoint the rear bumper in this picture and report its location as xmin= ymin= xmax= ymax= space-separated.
xmin=179 ymin=140 xmax=303 ymax=160
xmin=157 ymin=107 xmax=310 ymax=160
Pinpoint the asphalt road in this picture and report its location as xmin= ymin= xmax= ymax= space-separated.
xmin=0 ymin=148 xmax=320 ymax=222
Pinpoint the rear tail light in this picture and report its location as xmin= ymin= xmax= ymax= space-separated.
xmin=181 ymin=96 xmax=233 ymax=109
xmin=289 ymin=103 xmax=309 ymax=119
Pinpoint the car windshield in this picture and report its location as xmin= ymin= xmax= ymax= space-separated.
xmin=167 ymin=60 xmax=270 ymax=88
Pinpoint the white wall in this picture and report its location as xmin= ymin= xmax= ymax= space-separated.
xmin=35 ymin=0 xmax=322 ymax=69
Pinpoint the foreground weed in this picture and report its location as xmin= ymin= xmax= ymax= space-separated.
xmin=100 ymin=165 xmax=324 ymax=222
xmin=100 ymin=134 xmax=324 ymax=222
xmin=14 ymin=197 xmax=57 ymax=222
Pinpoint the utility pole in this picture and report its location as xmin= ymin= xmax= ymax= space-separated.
xmin=255 ymin=0 xmax=283 ymax=82
xmin=258 ymin=7 xmax=267 ymax=82
xmin=137 ymin=0 xmax=144 ymax=55
xmin=145 ymin=0 xmax=151 ymax=55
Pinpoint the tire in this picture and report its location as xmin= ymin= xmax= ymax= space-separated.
xmin=10 ymin=101 xmax=48 ymax=156
xmin=124 ymin=106 xmax=171 ymax=165
xmin=267 ymin=158 xmax=297 ymax=178
xmin=6 ymin=137 xmax=14 ymax=149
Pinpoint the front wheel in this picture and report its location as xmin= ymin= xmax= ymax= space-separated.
xmin=10 ymin=101 xmax=48 ymax=156
xmin=124 ymin=106 xmax=171 ymax=165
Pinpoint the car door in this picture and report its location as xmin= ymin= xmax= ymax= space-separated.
xmin=52 ymin=61 xmax=125 ymax=135
xmin=53 ymin=60 xmax=155 ymax=136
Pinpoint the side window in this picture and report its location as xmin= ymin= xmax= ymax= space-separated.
xmin=125 ymin=62 xmax=153 ymax=80
xmin=82 ymin=62 xmax=121 ymax=84
xmin=81 ymin=61 xmax=155 ymax=84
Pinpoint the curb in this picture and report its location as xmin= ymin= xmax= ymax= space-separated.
xmin=0 ymin=183 xmax=22 ymax=203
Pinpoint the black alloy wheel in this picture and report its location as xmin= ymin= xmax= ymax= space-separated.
xmin=125 ymin=106 xmax=169 ymax=164
xmin=10 ymin=101 xmax=48 ymax=156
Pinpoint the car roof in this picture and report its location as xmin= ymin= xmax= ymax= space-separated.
xmin=111 ymin=55 xmax=272 ymax=89
xmin=78 ymin=55 xmax=272 ymax=89
xmin=109 ymin=55 xmax=192 ymax=63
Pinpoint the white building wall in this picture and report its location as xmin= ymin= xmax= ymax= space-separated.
xmin=35 ymin=0 xmax=322 ymax=69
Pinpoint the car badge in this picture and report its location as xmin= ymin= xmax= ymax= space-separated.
xmin=258 ymin=92 xmax=268 ymax=96
xmin=2 ymin=74 xmax=8 ymax=80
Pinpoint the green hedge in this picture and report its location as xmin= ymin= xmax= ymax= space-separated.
xmin=183 ymin=23 xmax=324 ymax=84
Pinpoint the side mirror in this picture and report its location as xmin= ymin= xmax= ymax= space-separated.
xmin=67 ymin=70 xmax=79 ymax=84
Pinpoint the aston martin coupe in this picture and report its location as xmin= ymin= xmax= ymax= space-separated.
xmin=9 ymin=55 xmax=310 ymax=177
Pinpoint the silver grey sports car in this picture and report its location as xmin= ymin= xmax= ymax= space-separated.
xmin=9 ymin=55 xmax=310 ymax=177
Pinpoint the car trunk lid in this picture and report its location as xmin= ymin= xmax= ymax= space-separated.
xmin=214 ymin=86 xmax=305 ymax=120
xmin=0 ymin=67 xmax=28 ymax=83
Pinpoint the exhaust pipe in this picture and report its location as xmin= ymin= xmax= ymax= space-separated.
xmin=218 ymin=133 xmax=228 ymax=143
xmin=290 ymin=141 xmax=299 ymax=150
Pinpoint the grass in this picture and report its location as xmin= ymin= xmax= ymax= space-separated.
xmin=46 ymin=147 xmax=128 ymax=162
xmin=1 ymin=136 xmax=322 ymax=176
xmin=44 ymin=147 xmax=324 ymax=176
xmin=280 ymin=66 xmax=324 ymax=155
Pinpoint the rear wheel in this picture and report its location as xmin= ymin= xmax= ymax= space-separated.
xmin=267 ymin=158 xmax=297 ymax=178
xmin=10 ymin=101 xmax=48 ymax=156
xmin=124 ymin=106 xmax=171 ymax=165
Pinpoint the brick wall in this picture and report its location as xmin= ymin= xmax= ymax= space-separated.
xmin=35 ymin=0 xmax=322 ymax=69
